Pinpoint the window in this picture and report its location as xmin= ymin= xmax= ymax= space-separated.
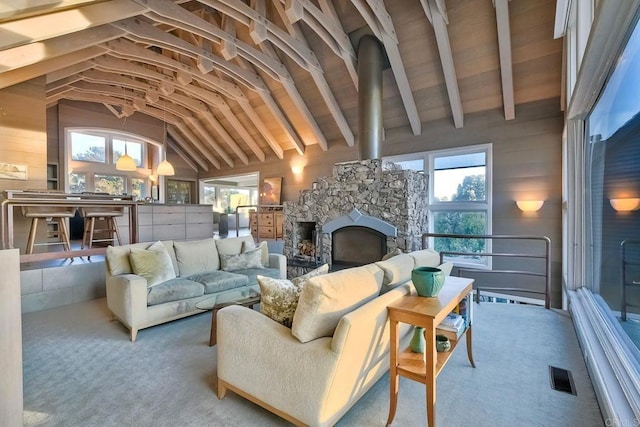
xmin=95 ymin=175 xmax=125 ymax=195
xmin=386 ymin=144 xmax=492 ymax=267
xmin=113 ymin=139 xmax=143 ymax=167
xmin=65 ymin=129 xmax=153 ymax=197
xmin=71 ymin=132 xmax=106 ymax=163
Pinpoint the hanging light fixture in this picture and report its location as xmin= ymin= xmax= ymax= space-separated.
xmin=115 ymin=101 xmax=137 ymax=171
xmin=116 ymin=143 xmax=137 ymax=171
xmin=157 ymin=101 xmax=175 ymax=176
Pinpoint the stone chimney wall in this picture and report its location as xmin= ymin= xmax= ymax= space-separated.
xmin=283 ymin=159 xmax=428 ymax=265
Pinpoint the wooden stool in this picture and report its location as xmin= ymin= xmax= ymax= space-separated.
xmin=21 ymin=206 xmax=76 ymax=255
xmin=80 ymin=207 xmax=124 ymax=249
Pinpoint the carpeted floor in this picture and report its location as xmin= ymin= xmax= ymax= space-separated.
xmin=21 ymin=299 xmax=603 ymax=426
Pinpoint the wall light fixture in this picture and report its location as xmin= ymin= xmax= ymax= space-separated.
xmin=516 ymin=200 xmax=544 ymax=212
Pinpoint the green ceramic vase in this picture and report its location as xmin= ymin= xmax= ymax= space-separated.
xmin=410 ymin=326 xmax=425 ymax=353
xmin=411 ymin=267 xmax=445 ymax=297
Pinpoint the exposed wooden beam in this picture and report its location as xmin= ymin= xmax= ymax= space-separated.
xmin=217 ymin=107 xmax=266 ymax=162
xmin=236 ymin=98 xmax=284 ymax=159
xmin=494 ymin=0 xmax=515 ymax=120
xmin=274 ymin=1 xmax=354 ymax=147
xmin=0 ymin=46 xmax=105 ymax=90
xmin=0 ymin=24 xmax=123 ymax=72
xmin=199 ymin=111 xmax=249 ymax=165
xmin=0 ymin=0 xmax=101 ymax=23
xmin=166 ymin=138 xmax=199 ymax=172
xmin=167 ymin=125 xmax=212 ymax=171
xmin=173 ymin=121 xmax=223 ymax=169
xmin=421 ymin=0 xmax=463 ymax=128
xmin=184 ymin=117 xmax=234 ymax=167
xmin=0 ymin=0 xmax=145 ymax=50
xmin=46 ymin=61 xmax=95 ymax=84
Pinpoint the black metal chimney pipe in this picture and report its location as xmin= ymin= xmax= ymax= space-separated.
xmin=357 ymin=35 xmax=383 ymax=160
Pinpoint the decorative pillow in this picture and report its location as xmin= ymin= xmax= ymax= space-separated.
xmin=174 ymin=238 xmax=219 ymax=277
xmin=105 ymin=242 xmax=150 ymax=276
xmin=409 ymin=248 xmax=442 ymax=268
xmin=258 ymin=264 xmax=329 ymax=327
xmin=129 ymin=241 xmax=176 ymax=287
xmin=381 ymin=248 xmax=403 ymax=261
xmin=216 ymin=236 xmax=255 ymax=256
xmin=220 ymin=247 xmax=263 ymax=271
xmin=374 ymin=253 xmax=414 ymax=289
xmin=243 ymin=240 xmax=269 ymax=267
xmin=439 ymin=261 xmax=454 ymax=276
xmin=291 ymin=264 xmax=383 ymax=343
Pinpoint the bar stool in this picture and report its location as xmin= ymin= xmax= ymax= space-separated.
xmin=80 ymin=207 xmax=124 ymax=249
xmin=21 ymin=206 xmax=76 ymax=255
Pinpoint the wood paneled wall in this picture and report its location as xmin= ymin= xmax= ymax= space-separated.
xmin=201 ymin=98 xmax=564 ymax=306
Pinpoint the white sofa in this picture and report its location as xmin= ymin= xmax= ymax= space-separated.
xmin=105 ymin=236 xmax=286 ymax=341
xmin=216 ymin=249 xmax=451 ymax=427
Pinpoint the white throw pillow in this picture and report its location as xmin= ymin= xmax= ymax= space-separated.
xmin=409 ymin=248 xmax=442 ymax=268
xmin=174 ymin=238 xmax=219 ymax=277
xmin=215 ymin=236 xmax=255 ymax=256
xmin=258 ymin=264 xmax=329 ymax=327
xmin=129 ymin=241 xmax=176 ymax=287
xmin=291 ymin=264 xmax=383 ymax=343
xmin=243 ymin=240 xmax=269 ymax=267
xmin=374 ymin=253 xmax=414 ymax=289
xmin=220 ymin=247 xmax=263 ymax=271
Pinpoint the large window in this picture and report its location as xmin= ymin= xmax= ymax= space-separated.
xmin=386 ymin=144 xmax=492 ymax=267
xmin=66 ymin=129 xmax=152 ymax=197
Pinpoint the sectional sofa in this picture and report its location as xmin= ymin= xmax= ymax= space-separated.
xmin=105 ymin=235 xmax=286 ymax=341
xmin=216 ymin=248 xmax=452 ymax=427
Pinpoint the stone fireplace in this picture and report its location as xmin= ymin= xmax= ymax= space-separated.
xmin=283 ymin=159 xmax=428 ymax=272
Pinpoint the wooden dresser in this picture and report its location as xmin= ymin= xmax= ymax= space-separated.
xmin=249 ymin=206 xmax=283 ymax=240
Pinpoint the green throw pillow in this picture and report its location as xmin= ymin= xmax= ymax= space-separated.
xmin=220 ymin=247 xmax=263 ymax=271
xmin=258 ymin=264 xmax=329 ymax=327
xmin=129 ymin=241 xmax=177 ymax=287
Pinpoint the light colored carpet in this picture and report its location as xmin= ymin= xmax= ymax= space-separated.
xmin=22 ymin=299 xmax=603 ymax=426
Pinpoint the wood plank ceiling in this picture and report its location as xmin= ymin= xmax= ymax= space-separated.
xmin=0 ymin=0 xmax=562 ymax=172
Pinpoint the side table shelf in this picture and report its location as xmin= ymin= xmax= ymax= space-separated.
xmin=386 ymin=276 xmax=475 ymax=427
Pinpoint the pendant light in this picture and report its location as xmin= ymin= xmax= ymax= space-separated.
xmin=157 ymin=102 xmax=174 ymax=176
xmin=115 ymin=110 xmax=136 ymax=171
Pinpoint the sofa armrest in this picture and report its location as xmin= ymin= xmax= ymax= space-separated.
xmin=217 ymin=305 xmax=338 ymax=425
xmin=268 ymin=253 xmax=286 ymax=279
xmin=106 ymin=273 xmax=148 ymax=328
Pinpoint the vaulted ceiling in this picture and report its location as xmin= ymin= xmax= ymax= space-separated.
xmin=0 ymin=0 xmax=562 ymax=173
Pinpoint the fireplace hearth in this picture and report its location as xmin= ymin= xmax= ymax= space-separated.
xmin=283 ymin=159 xmax=428 ymax=271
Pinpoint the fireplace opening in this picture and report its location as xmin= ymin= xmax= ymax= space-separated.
xmin=331 ymin=226 xmax=386 ymax=270
xmin=295 ymin=221 xmax=317 ymax=261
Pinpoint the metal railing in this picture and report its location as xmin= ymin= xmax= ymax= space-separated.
xmin=422 ymin=233 xmax=552 ymax=309
xmin=621 ymin=239 xmax=640 ymax=321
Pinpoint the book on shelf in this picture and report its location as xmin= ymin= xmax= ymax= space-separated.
xmin=436 ymin=326 xmax=464 ymax=341
xmin=439 ymin=313 xmax=464 ymax=331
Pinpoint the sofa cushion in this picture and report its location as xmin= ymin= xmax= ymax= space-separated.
xmin=129 ymin=241 xmax=177 ymax=287
xmin=234 ymin=267 xmax=281 ymax=287
xmin=374 ymin=253 xmax=414 ymax=292
xmin=146 ymin=278 xmax=205 ymax=306
xmin=186 ymin=270 xmax=248 ymax=294
xmin=409 ymin=248 xmax=441 ymax=268
xmin=215 ymin=236 xmax=255 ymax=256
xmin=106 ymin=242 xmax=152 ymax=276
xmin=439 ymin=261 xmax=454 ymax=276
xmin=291 ymin=264 xmax=383 ymax=343
xmin=220 ymin=247 xmax=263 ymax=271
xmin=243 ymin=240 xmax=269 ymax=267
xmin=257 ymin=264 xmax=329 ymax=327
xmin=174 ymin=238 xmax=219 ymax=277
xmin=381 ymin=248 xmax=402 ymax=261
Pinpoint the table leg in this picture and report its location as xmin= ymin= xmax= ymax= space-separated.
xmin=386 ymin=319 xmax=399 ymax=426
xmin=466 ymin=324 xmax=476 ymax=368
xmin=209 ymin=308 xmax=219 ymax=347
xmin=425 ymin=323 xmax=436 ymax=427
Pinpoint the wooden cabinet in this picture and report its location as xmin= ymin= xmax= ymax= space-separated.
xmin=249 ymin=206 xmax=283 ymax=240
xmin=135 ymin=204 xmax=214 ymax=242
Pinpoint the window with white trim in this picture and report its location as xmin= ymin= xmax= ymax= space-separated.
xmin=65 ymin=129 xmax=152 ymax=197
xmin=386 ymin=143 xmax=492 ymax=267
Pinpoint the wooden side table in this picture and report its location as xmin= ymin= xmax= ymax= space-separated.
xmin=386 ymin=276 xmax=475 ymax=426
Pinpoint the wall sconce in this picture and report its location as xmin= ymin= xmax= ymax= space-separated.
xmin=610 ymin=198 xmax=640 ymax=212
xmin=149 ymin=174 xmax=156 ymax=183
xmin=291 ymin=165 xmax=303 ymax=175
xmin=516 ymin=200 xmax=544 ymax=212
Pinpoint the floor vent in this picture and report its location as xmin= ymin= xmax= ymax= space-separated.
xmin=549 ymin=366 xmax=576 ymax=395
